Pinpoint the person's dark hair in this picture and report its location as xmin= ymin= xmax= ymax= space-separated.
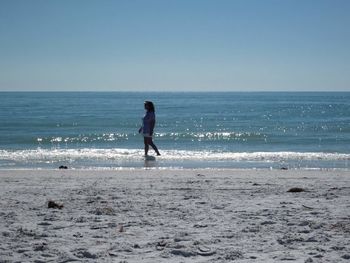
xmin=144 ymin=101 xmax=155 ymax=112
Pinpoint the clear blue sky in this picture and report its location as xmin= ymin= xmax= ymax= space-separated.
xmin=0 ymin=0 xmax=349 ymax=91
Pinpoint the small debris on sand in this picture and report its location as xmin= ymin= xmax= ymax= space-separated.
xmin=48 ymin=200 xmax=64 ymax=209
xmin=117 ymin=224 xmax=124 ymax=233
xmin=287 ymin=187 xmax=305 ymax=193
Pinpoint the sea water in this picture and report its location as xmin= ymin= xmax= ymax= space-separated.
xmin=0 ymin=92 xmax=349 ymax=169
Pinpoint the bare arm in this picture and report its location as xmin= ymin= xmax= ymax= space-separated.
xmin=150 ymin=119 xmax=155 ymax=135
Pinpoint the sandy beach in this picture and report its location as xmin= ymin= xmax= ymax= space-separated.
xmin=0 ymin=169 xmax=349 ymax=262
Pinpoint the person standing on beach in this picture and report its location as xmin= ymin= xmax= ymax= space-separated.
xmin=139 ymin=101 xmax=161 ymax=156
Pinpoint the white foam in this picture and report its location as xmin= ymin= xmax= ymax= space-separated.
xmin=0 ymin=148 xmax=349 ymax=162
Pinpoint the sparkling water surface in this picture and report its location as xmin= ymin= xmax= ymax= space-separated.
xmin=0 ymin=92 xmax=349 ymax=169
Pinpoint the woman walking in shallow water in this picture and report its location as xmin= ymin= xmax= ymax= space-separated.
xmin=139 ymin=101 xmax=161 ymax=156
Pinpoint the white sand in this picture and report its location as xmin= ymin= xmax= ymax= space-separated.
xmin=0 ymin=169 xmax=349 ymax=263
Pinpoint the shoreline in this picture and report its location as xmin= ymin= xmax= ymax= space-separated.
xmin=1 ymin=148 xmax=349 ymax=171
xmin=1 ymin=169 xmax=349 ymax=262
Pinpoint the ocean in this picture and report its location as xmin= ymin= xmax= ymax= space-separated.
xmin=0 ymin=92 xmax=349 ymax=169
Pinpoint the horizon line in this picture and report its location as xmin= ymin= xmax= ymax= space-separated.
xmin=0 ymin=90 xmax=349 ymax=93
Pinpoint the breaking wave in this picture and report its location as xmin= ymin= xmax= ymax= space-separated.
xmin=0 ymin=148 xmax=349 ymax=169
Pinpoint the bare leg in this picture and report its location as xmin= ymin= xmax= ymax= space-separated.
xmin=144 ymin=137 xmax=149 ymax=156
xmin=149 ymin=141 xmax=161 ymax=156
xmin=144 ymin=137 xmax=160 ymax=156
